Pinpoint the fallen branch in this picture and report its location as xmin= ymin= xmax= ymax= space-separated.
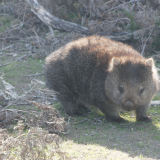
xmin=24 ymin=0 xmax=136 ymax=41
xmin=151 ymin=100 xmax=160 ymax=106
xmin=25 ymin=0 xmax=89 ymax=34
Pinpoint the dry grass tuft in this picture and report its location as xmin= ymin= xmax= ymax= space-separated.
xmin=0 ymin=124 xmax=70 ymax=160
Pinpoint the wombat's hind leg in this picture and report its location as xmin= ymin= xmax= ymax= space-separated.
xmin=77 ymin=103 xmax=91 ymax=114
xmin=136 ymin=105 xmax=152 ymax=122
xmin=64 ymin=101 xmax=81 ymax=116
xmin=57 ymin=95 xmax=86 ymax=116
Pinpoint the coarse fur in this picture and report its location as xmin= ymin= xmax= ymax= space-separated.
xmin=45 ymin=35 xmax=159 ymax=123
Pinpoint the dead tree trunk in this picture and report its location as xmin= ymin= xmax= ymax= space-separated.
xmin=25 ymin=0 xmax=133 ymax=41
xmin=25 ymin=0 xmax=89 ymax=34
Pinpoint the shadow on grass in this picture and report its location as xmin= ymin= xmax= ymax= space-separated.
xmin=59 ymin=105 xmax=160 ymax=159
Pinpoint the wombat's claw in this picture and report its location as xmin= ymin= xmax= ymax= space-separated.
xmin=137 ymin=116 xmax=152 ymax=123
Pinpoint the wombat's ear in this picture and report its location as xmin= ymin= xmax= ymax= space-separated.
xmin=108 ymin=58 xmax=120 ymax=71
xmin=112 ymin=57 xmax=120 ymax=66
xmin=146 ymin=58 xmax=154 ymax=67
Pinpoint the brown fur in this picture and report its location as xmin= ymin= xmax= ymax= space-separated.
xmin=45 ymin=35 xmax=159 ymax=122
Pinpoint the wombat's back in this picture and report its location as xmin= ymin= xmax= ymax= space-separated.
xmin=45 ymin=35 xmax=142 ymax=98
xmin=45 ymin=36 xmax=112 ymax=101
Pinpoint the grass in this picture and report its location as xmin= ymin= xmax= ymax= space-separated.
xmin=123 ymin=9 xmax=140 ymax=31
xmin=0 ymin=15 xmax=13 ymax=33
xmin=57 ymin=101 xmax=160 ymax=159
xmin=0 ymin=57 xmax=45 ymax=93
xmin=55 ymin=105 xmax=160 ymax=159
xmin=0 ymin=15 xmax=21 ymax=34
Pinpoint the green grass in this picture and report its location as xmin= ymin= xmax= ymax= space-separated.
xmin=123 ymin=9 xmax=141 ymax=31
xmin=58 ymin=100 xmax=160 ymax=159
xmin=0 ymin=15 xmax=12 ymax=33
xmin=0 ymin=15 xmax=20 ymax=33
xmin=0 ymin=57 xmax=45 ymax=91
xmin=153 ymin=94 xmax=160 ymax=100
xmin=152 ymin=35 xmax=160 ymax=51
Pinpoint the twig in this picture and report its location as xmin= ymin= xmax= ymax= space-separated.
xmin=105 ymin=0 xmax=114 ymax=5
xmin=0 ymin=23 xmax=23 ymax=36
xmin=0 ymin=54 xmax=29 ymax=67
xmin=0 ymin=109 xmax=39 ymax=116
xmin=39 ymin=88 xmax=53 ymax=92
xmin=38 ymin=88 xmax=57 ymax=96
xmin=93 ymin=118 xmax=103 ymax=124
xmin=103 ymin=0 xmax=144 ymax=14
xmin=3 ymin=83 xmax=38 ymax=110
xmin=102 ymin=18 xmax=131 ymax=32
xmin=0 ymin=44 xmax=14 ymax=52
xmin=32 ymin=28 xmax=40 ymax=44
xmin=23 ymin=3 xmax=29 ymax=23
xmin=111 ymin=0 xmax=144 ymax=11
xmin=74 ymin=118 xmax=88 ymax=124
xmin=141 ymin=27 xmax=153 ymax=55
xmin=15 ymin=102 xmax=30 ymax=105
xmin=0 ymin=37 xmax=21 ymax=41
xmin=55 ymin=5 xmax=65 ymax=11
xmin=52 ymin=40 xmax=60 ymax=46
xmin=0 ymin=14 xmax=9 ymax=16
xmin=49 ymin=26 xmax=55 ymax=38
xmin=12 ymin=109 xmax=39 ymax=115
xmin=6 ymin=51 xmax=29 ymax=56
xmin=23 ymin=72 xmax=44 ymax=77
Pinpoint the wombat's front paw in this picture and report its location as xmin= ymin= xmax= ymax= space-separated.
xmin=137 ymin=116 xmax=152 ymax=123
xmin=115 ymin=117 xmax=126 ymax=123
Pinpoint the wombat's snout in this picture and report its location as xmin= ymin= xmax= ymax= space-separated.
xmin=123 ymin=101 xmax=135 ymax=111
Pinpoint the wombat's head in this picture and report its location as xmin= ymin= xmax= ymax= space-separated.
xmin=105 ymin=56 xmax=159 ymax=111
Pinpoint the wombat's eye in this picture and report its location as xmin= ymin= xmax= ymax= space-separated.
xmin=139 ymin=88 xmax=144 ymax=95
xmin=118 ymin=86 xmax=124 ymax=94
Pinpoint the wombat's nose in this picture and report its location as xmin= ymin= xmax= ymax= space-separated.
xmin=124 ymin=101 xmax=134 ymax=110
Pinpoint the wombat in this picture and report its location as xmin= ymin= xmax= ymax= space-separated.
xmin=45 ymin=35 xmax=159 ymax=122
